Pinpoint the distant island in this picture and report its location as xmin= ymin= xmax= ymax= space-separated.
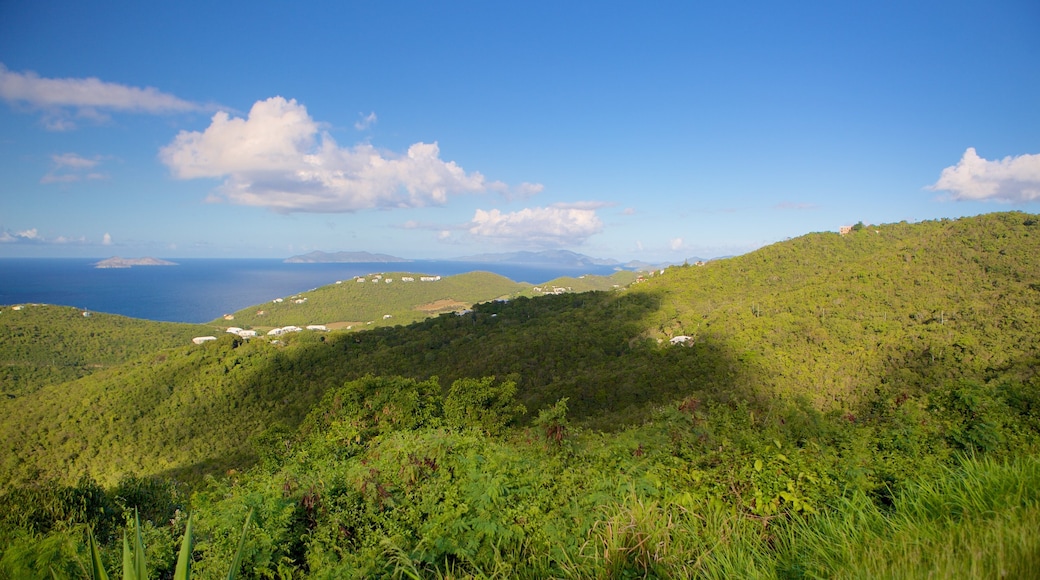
xmin=284 ymin=251 xmax=411 ymax=264
xmin=94 ymin=257 xmax=178 ymax=269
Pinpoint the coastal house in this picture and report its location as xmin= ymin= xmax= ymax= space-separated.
xmin=669 ymin=335 xmax=692 ymax=345
xmin=306 ymin=325 xmax=327 ymax=331
xmin=192 ymin=336 xmax=217 ymax=345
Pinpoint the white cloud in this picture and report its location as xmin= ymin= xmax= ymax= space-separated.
xmin=0 ymin=227 xmax=104 ymax=246
xmin=102 ymin=233 xmax=112 ymax=245
xmin=161 ymin=97 xmax=538 ymax=213
xmin=0 ymin=63 xmax=211 ymax=130
xmin=928 ymin=148 xmax=1040 ymax=202
xmin=670 ymin=237 xmax=684 ymax=251
xmin=0 ymin=228 xmax=42 ymax=243
xmin=40 ymin=153 xmax=107 ymax=184
xmin=354 ymin=111 xmax=377 ymax=130
xmin=468 ymin=204 xmax=604 ymax=247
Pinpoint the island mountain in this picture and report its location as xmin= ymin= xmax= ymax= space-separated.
xmin=93 ymin=256 xmax=178 ymax=268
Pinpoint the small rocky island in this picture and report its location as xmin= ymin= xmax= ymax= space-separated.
xmin=94 ymin=256 xmax=179 ymax=269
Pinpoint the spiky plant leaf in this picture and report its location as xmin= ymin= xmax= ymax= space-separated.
xmin=226 ymin=509 xmax=254 ymax=580
xmin=87 ymin=527 xmax=110 ymax=580
xmin=122 ymin=532 xmax=133 ymax=580
xmin=173 ymin=515 xmax=194 ymax=580
xmin=133 ymin=510 xmax=146 ymax=580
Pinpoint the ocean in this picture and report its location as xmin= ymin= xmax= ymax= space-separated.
xmin=0 ymin=258 xmax=621 ymax=323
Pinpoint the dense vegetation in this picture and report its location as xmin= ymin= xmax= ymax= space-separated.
xmin=1 ymin=212 xmax=1039 ymax=577
xmin=0 ymin=305 xmax=211 ymax=398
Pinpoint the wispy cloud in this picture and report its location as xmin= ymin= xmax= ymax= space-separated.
xmin=0 ymin=63 xmax=213 ymax=130
xmin=354 ymin=111 xmax=377 ymax=130
xmin=468 ymin=204 xmax=604 ymax=248
xmin=928 ymin=148 xmax=1040 ymax=202
xmin=40 ymin=153 xmax=108 ymax=184
xmin=160 ymin=97 xmax=541 ymax=213
xmin=774 ymin=201 xmax=818 ymax=210
xmin=0 ymin=227 xmax=94 ymax=245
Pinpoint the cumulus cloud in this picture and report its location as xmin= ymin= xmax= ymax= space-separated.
xmin=670 ymin=237 xmax=684 ymax=251
xmin=160 ymin=97 xmax=538 ymax=213
xmin=40 ymin=153 xmax=107 ymax=184
xmin=102 ymin=233 xmax=112 ymax=245
xmin=0 ymin=63 xmax=211 ymax=129
xmin=468 ymin=204 xmax=604 ymax=247
xmin=928 ymin=148 xmax=1040 ymax=202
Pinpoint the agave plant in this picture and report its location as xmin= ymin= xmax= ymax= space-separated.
xmin=87 ymin=508 xmax=253 ymax=580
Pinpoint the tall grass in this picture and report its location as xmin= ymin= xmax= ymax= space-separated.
xmin=774 ymin=455 xmax=1040 ymax=578
xmin=557 ymin=456 xmax=1040 ymax=578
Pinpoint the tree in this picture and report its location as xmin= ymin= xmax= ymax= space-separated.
xmin=443 ymin=376 xmax=527 ymax=435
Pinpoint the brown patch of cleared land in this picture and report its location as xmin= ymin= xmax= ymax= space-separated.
xmin=415 ymin=299 xmax=469 ymax=312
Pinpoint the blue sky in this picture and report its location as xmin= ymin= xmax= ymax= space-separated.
xmin=1 ymin=1 xmax=1038 ymax=262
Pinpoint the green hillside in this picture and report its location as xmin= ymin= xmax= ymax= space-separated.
xmin=2 ymin=212 xmax=1040 ymax=577
xmin=640 ymin=213 xmax=1040 ymax=408
xmin=2 ymin=212 xmax=1038 ymax=487
xmin=218 ymin=270 xmax=524 ymax=330
xmin=0 ymin=304 xmax=212 ymax=398
xmin=215 ymin=270 xmax=638 ymax=331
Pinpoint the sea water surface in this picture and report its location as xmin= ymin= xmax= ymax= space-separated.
xmin=0 ymin=259 xmax=621 ymax=323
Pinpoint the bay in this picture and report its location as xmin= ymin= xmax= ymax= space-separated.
xmin=0 ymin=258 xmax=621 ymax=323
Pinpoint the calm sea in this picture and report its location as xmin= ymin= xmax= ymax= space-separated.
xmin=0 ymin=259 xmax=621 ymax=323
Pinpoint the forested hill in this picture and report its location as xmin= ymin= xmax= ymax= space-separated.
xmin=213 ymin=269 xmax=638 ymax=330
xmin=638 ymin=212 xmax=1040 ymax=408
xmin=0 ymin=212 xmax=1037 ymax=490
xmin=0 ymin=305 xmax=210 ymax=398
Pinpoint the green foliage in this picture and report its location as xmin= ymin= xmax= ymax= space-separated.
xmin=534 ymin=397 xmax=570 ymax=446
xmin=0 ymin=304 xmax=211 ymax=397
xmin=4 ymin=212 xmax=1040 ymax=577
xmin=443 ymin=376 xmax=526 ymax=435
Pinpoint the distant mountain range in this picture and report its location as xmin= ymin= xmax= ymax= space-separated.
xmin=284 ymin=251 xmax=412 ymax=264
xmin=284 ymin=249 xmax=709 ymax=270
